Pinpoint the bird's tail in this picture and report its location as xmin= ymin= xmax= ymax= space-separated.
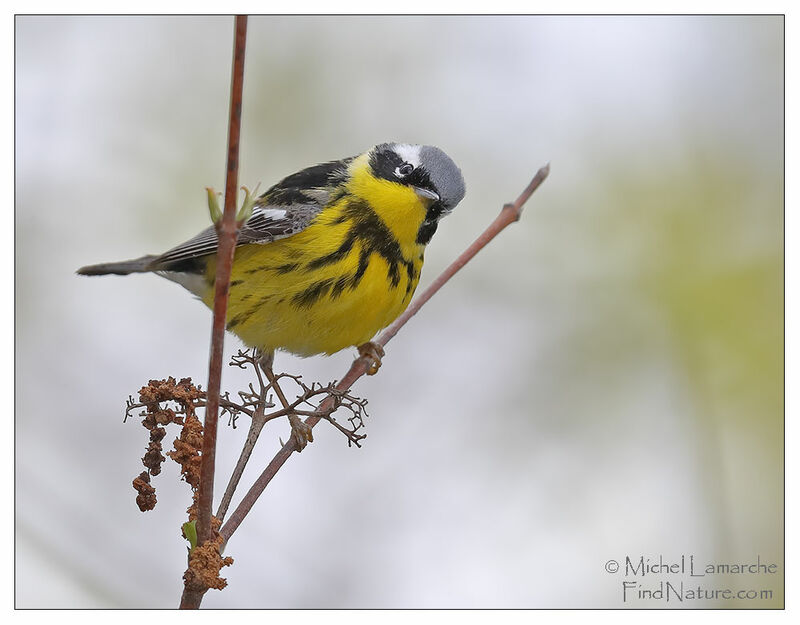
xmin=76 ymin=255 xmax=158 ymax=276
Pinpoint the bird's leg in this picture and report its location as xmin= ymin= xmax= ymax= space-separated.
xmin=357 ymin=341 xmax=385 ymax=376
xmin=257 ymin=349 xmax=313 ymax=451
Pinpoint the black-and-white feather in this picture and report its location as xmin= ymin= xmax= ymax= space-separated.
xmin=152 ymin=203 xmax=322 ymax=269
xmin=147 ymin=157 xmax=355 ymax=271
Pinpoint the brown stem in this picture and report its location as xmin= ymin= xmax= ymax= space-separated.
xmin=218 ymin=163 xmax=550 ymax=545
xmin=180 ymin=14 xmax=247 ymax=611
xmin=215 ymin=388 xmax=268 ymax=523
xmin=179 ymin=588 xmax=205 ymax=611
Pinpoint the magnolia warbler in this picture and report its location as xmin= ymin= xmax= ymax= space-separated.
xmin=78 ymin=143 xmax=466 ymax=372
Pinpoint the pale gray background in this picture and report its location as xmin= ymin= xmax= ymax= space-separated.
xmin=16 ymin=16 xmax=783 ymax=608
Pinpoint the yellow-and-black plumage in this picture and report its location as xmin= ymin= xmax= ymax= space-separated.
xmin=78 ymin=143 xmax=466 ymax=359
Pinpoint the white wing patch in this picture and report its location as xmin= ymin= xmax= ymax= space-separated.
xmin=253 ymin=207 xmax=287 ymax=220
xmin=152 ymin=201 xmax=321 ymax=268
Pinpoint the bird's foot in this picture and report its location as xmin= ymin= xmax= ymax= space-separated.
xmin=357 ymin=341 xmax=385 ymax=376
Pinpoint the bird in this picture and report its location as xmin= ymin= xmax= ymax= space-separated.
xmin=78 ymin=143 xmax=466 ymax=445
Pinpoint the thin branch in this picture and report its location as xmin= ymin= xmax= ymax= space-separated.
xmin=217 ymin=353 xmax=366 ymax=521
xmin=215 ymin=351 xmax=273 ymax=522
xmin=215 ymin=387 xmax=268 ymax=523
xmin=181 ymin=14 xmax=247 ymax=611
xmin=195 ymin=13 xmax=247 ymax=544
xmin=218 ymin=163 xmax=551 ymax=545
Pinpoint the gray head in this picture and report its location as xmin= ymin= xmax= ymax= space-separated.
xmin=417 ymin=145 xmax=467 ymax=211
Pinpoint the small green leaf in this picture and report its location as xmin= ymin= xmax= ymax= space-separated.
xmin=236 ymin=183 xmax=261 ymax=224
xmin=206 ymin=187 xmax=223 ymax=224
xmin=183 ymin=520 xmax=198 ymax=552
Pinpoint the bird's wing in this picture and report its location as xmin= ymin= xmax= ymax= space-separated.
xmin=153 ymin=203 xmax=322 ymax=268
xmin=151 ymin=157 xmax=353 ymax=271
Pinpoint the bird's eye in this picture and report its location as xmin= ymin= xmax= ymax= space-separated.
xmin=396 ymin=163 xmax=414 ymax=177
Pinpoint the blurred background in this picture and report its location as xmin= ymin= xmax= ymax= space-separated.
xmin=15 ymin=15 xmax=783 ymax=608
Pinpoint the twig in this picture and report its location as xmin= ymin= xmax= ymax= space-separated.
xmin=215 ymin=384 xmax=268 ymax=523
xmin=217 ymin=352 xmax=366 ymax=521
xmin=215 ymin=351 xmax=276 ymax=522
xmin=181 ymin=14 xmax=247 ymax=611
xmin=218 ymin=163 xmax=551 ymax=545
xmin=195 ymin=13 xmax=247 ymax=544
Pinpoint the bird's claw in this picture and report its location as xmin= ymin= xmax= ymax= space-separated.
xmin=357 ymin=341 xmax=385 ymax=376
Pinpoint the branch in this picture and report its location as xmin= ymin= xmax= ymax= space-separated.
xmin=218 ymin=163 xmax=551 ymax=545
xmin=181 ymin=14 xmax=247 ymax=611
xmin=215 ymin=352 xmax=271 ymax=523
xmin=216 ymin=354 xmax=366 ymax=522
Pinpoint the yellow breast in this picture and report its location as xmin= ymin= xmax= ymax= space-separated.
xmin=201 ymin=157 xmax=430 ymax=356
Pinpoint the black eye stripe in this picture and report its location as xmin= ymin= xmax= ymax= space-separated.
xmin=369 ymin=147 xmax=405 ymax=181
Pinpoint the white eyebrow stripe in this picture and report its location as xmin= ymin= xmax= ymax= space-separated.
xmin=393 ymin=144 xmax=422 ymax=168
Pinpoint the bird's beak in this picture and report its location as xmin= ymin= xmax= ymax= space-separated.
xmin=413 ymin=186 xmax=440 ymax=202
